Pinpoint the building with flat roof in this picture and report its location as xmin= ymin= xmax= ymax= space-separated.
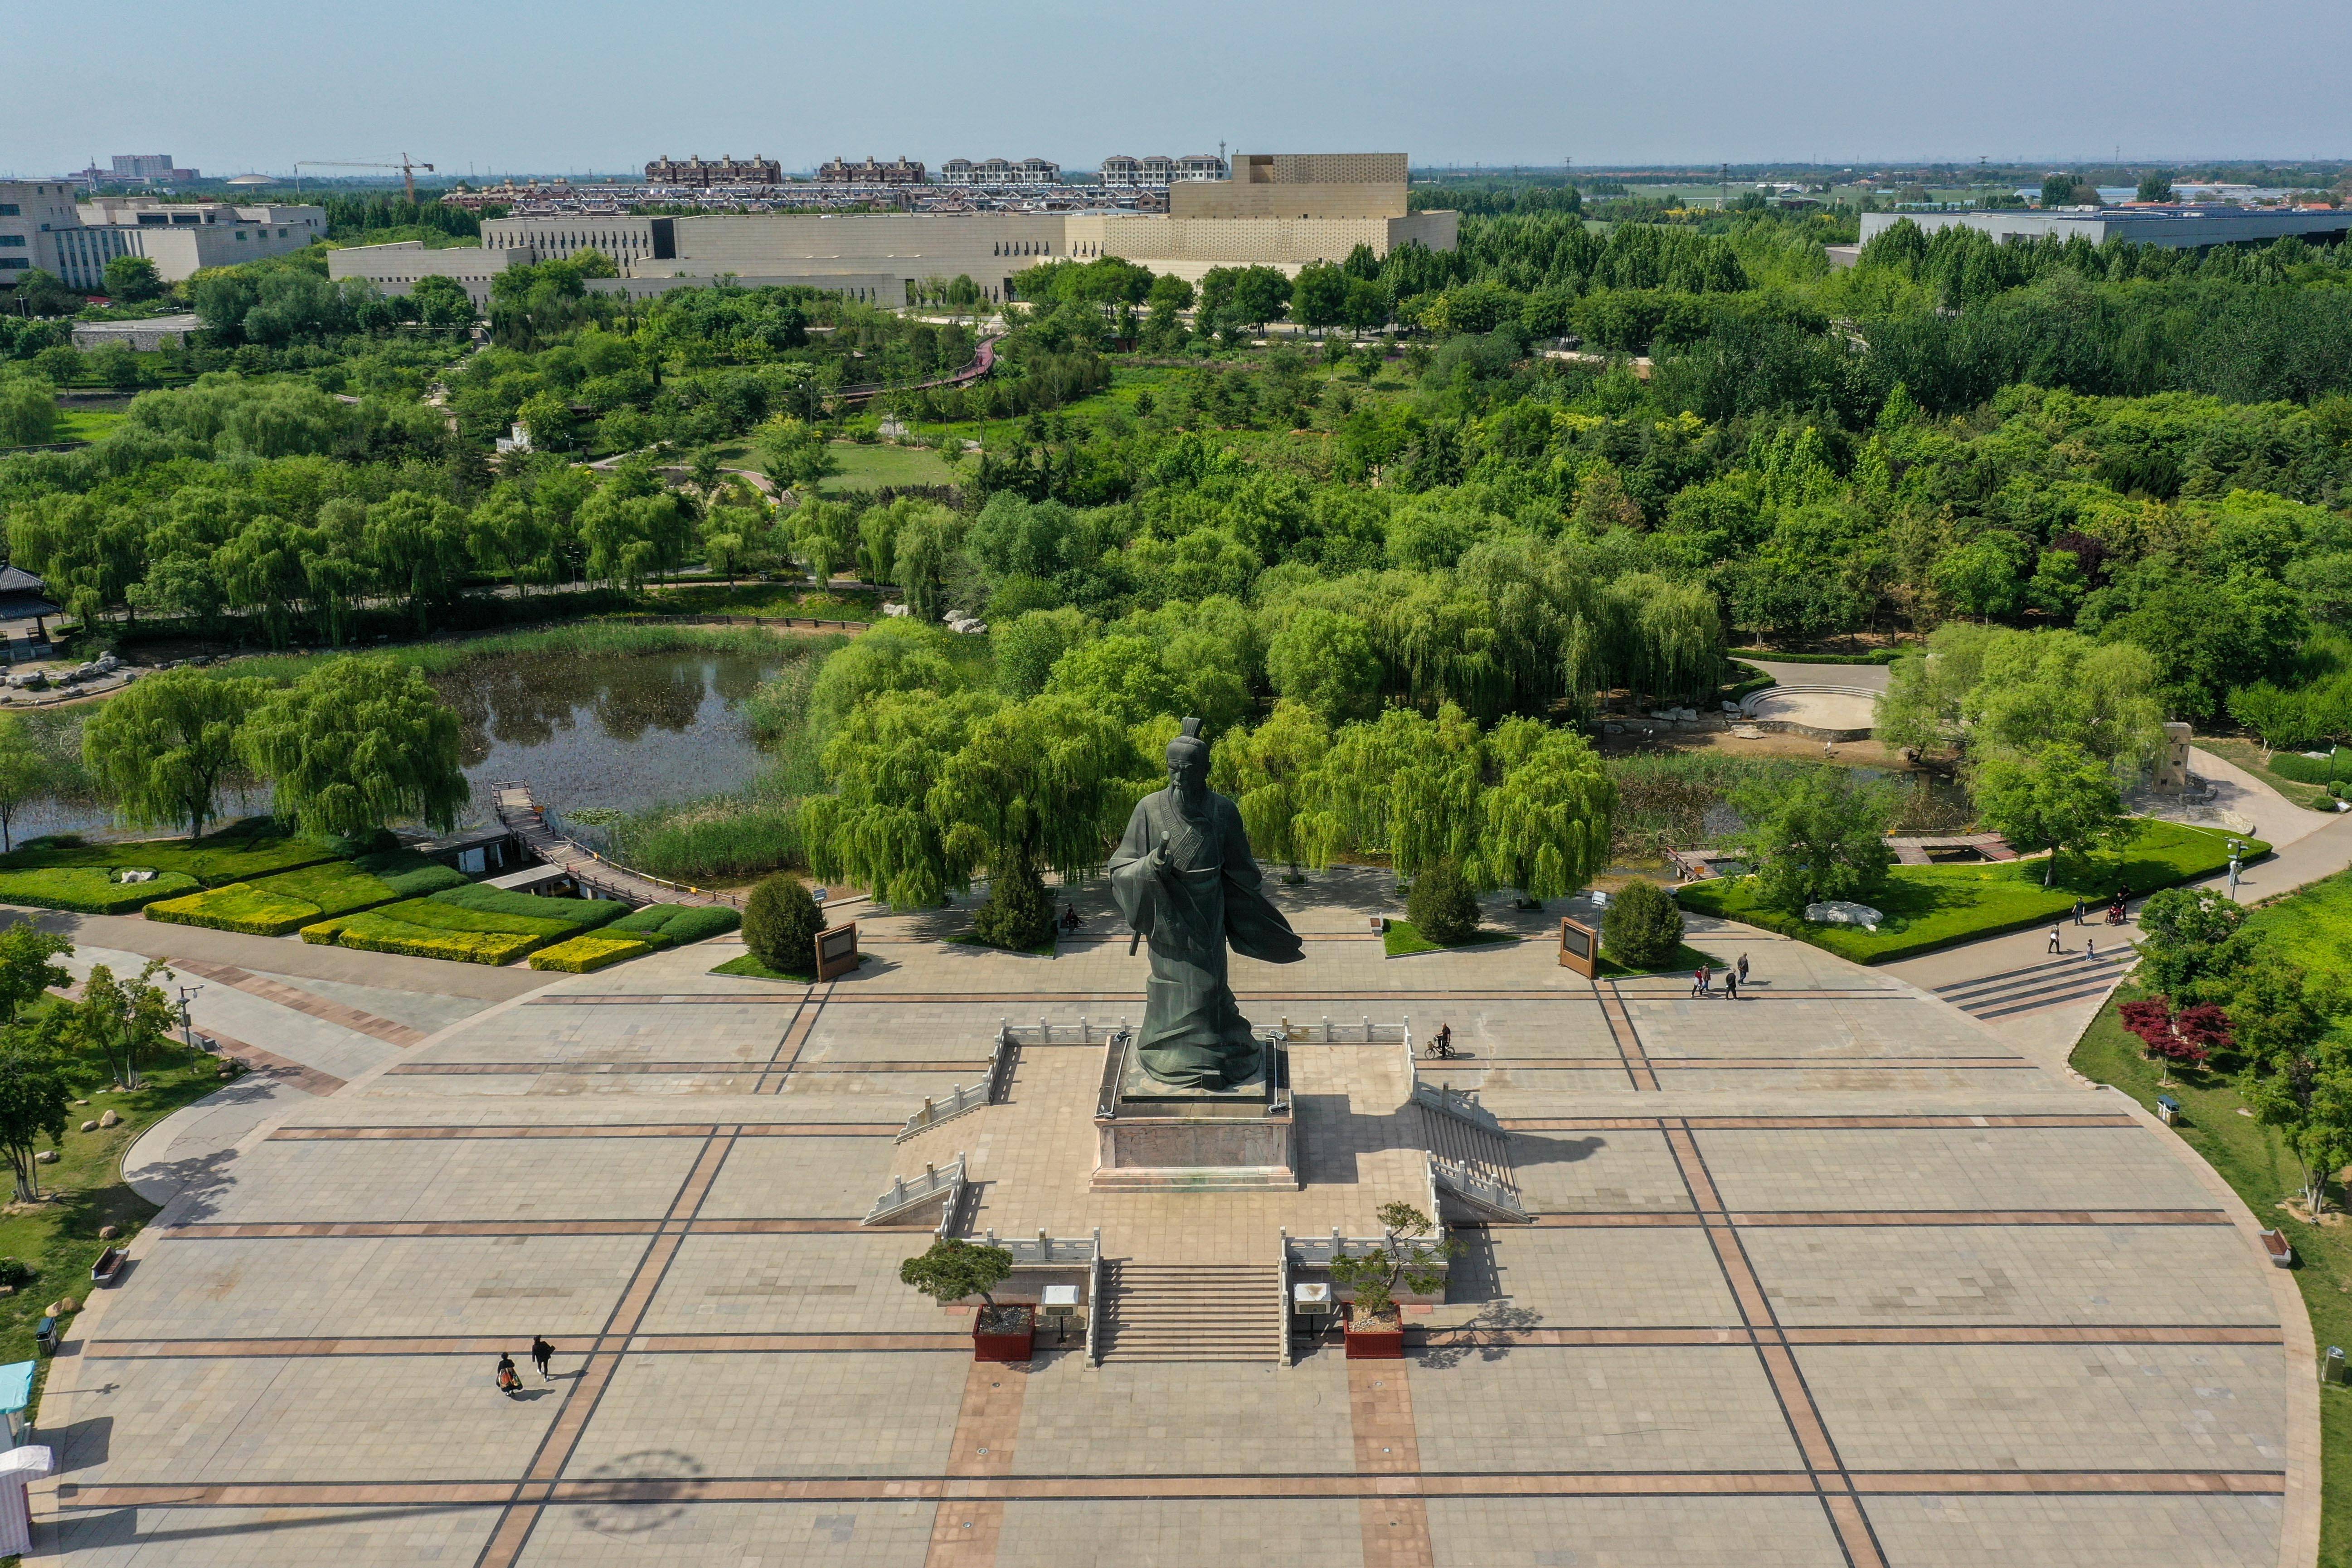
xmin=817 ymin=156 xmax=928 ymax=185
xmin=0 ymin=185 xmax=323 ymax=291
xmin=326 ymin=241 xmax=537 ymax=305
xmin=937 ymin=157 xmax=1059 ymax=186
xmin=1858 ymin=205 xmax=2352 ymax=250
xmin=477 ymin=152 xmax=1452 ymax=305
xmin=1099 ymin=154 xmax=1228 ymax=187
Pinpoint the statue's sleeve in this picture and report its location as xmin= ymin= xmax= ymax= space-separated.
xmin=1219 ymin=798 xmax=1305 ymax=965
xmin=1106 ymin=801 xmax=1159 ymax=942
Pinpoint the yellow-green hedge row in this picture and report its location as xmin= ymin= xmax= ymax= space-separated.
xmin=528 ymin=935 xmax=657 ymax=972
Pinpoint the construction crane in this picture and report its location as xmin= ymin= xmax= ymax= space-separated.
xmin=293 ymin=155 xmax=436 ymax=202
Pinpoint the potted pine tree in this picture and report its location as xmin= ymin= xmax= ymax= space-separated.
xmin=1327 ymin=1202 xmax=1453 ymax=1361
xmin=900 ymin=1236 xmax=1030 ymax=1362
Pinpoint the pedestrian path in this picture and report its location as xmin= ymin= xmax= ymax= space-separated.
xmin=1929 ymin=948 xmax=2136 ymax=1024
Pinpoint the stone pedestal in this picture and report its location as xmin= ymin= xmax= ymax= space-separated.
xmin=1091 ymin=1034 xmax=1298 ymax=1191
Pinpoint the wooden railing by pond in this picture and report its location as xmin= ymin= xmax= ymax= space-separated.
xmin=491 ymin=780 xmax=744 ymax=910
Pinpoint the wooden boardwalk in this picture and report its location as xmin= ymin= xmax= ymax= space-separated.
xmin=491 ymin=782 xmax=743 ymax=909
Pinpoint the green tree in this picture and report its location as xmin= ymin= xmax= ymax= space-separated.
xmin=1266 ymin=607 xmax=1382 ymax=724
xmin=2226 ymin=682 xmax=2314 ymax=758
xmin=1291 ymin=262 xmax=1349 ymax=330
xmin=73 ymin=957 xmax=179 ymax=1089
xmin=408 ymin=274 xmax=476 ymax=330
xmin=892 ymin=505 xmax=971 ymax=622
xmin=102 ymin=255 xmax=165 ymax=302
xmin=743 ymin=872 xmax=825 ymax=975
xmin=2041 ymin=173 xmax=2090 ymax=208
xmin=1407 ymin=855 xmax=1480 ymax=945
xmin=2134 ymin=887 xmax=2250 ymax=1000
xmin=0 ymin=1012 xmax=73 ymax=1202
xmin=1326 ymin=1203 xmax=1453 ymax=1325
xmin=364 ymin=491 xmax=468 ymax=631
xmin=792 ymin=498 xmax=858 ymax=587
xmin=1968 ymin=742 xmax=2128 ymax=885
xmin=1733 ymin=769 xmax=1895 ymax=917
xmin=240 ymin=657 xmax=468 ymax=838
xmin=2136 ymin=170 xmax=2176 ymax=203
xmin=0 ymin=926 xmax=71 ymax=1025
xmin=2238 ymin=967 xmax=2352 ymax=1214
xmin=757 ymin=416 xmax=839 ymax=494
xmin=0 ymin=372 xmax=60 ymax=448
xmin=1213 ymin=702 xmax=1338 ymax=880
xmin=0 ymin=717 xmax=54 ymax=853
xmin=1602 ymin=879 xmax=1684 ymax=969
xmin=1473 ymin=719 xmax=1614 ymax=906
xmin=995 ymin=608 xmax=1092 ymax=700
xmin=82 ymin=669 xmax=267 ymax=840
xmin=1314 ymin=704 xmax=1485 ymax=882
xmin=899 ymin=1235 xmax=1014 ymax=1309
xmin=802 ymin=688 xmax=1000 ymax=908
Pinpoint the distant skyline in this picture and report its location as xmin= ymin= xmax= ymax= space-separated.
xmin=5 ymin=0 xmax=2349 ymax=179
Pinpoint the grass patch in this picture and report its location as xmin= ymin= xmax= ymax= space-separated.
xmin=1597 ymin=942 xmax=1728 ymax=978
xmin=2070 ymin=988 xmax=2352 ymax=1561
xmin=143 ymin=851 xmax=465 ymax=937
xmin=644 ymin=583 xmax=884 ymax=622
xmin=0 ymin=824 xmax=333 ymax=887
xmin=1675 ymin=819 xmax=2259 ymax=964
xmin=529 ymin=934 xmax=656 ymax=972
xmin=948 ymin=931 xmax=1058 ymax=957
xmin=0 ymin=867 xmax=199 ymax=915
xmin=228 ymin=620 xmax=821 ymax=686
xmin=6 ymin=1056 xmax=223 ymax=1420
xmin=1381 ymin=920 xmax=1517 ymax=957
xmin=53 ymin=408 xmax=126 ymax=443
xmin=2246 ymin=868 xmax=2352 ymax=976
xmin=305 ymin=885 xmax=630 ymax=965
xmin=816 ymin=442 xmax=955 ymax=493
xmin=710 ymin=951 xmax=817 ymax=983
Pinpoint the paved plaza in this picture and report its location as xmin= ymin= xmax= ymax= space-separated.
xmin=26 ymin=879 xmax=2316 ymax=1567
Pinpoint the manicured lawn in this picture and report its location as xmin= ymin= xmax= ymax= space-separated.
xmin=2071 ymin=988 xmax=2352 ymax=1563
xmin=2 ymin=1056 xmax=224 ymax=1419
xmin=145 ymin=851 xmax=465 ymax=937
xmin=818 ymin=442 xmax=955 ymax=493
xmin=2246 ymin=868 xmax=2352 ymax=975
xmin=529 ymin=934 xmax=656 ymax=972
xmin=0 ymin=867 xmax=199 ymax=916
xmin=1382 ymin=920 xmax=1518 ymax=957
xmin=2201 ymin=736 xmax=2346 ymax=814
xmin=710 ymin=952 xmax=818 ymax=983
xmin=1675 ymin=820 xmax=2260 ymax=964
xmin=304 ymin=886 xmax=630 ymax=964
xmin=1597 ymin=942 xmax=1729 ymax=979
xmin=53 ymin=409 xmax=125 ymax=443
xmin=0 ymin=826 xmax=335 ymax=888
xmin=606 ymin=903 xmax=741 ymax=948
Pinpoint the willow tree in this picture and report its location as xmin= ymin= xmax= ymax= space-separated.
xmin=83 ymin=668 xmax=269 ymax=841
xmin=929 ymin=694 xmax=1147 ymax=948
xmin=1212 ymin=701 xmax=1338 ymax=881
xmin=240 ymin=657 xmax=468 ymax=839
xmin=1472 ymin=719 xmax=1615 ymax=906
xmin=800 ymin=688 xmax=1000 ymax=910
xmin=1313 ymin=704 xmax=1485 ymax=883
xmin=1614 ymin=573 xmax=1725 ymax=708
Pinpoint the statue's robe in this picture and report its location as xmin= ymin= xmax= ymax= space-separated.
xmin=1106 ymin=786 xmax=1304 ymax=1088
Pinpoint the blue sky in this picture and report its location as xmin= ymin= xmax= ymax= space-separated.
xmin=7 ymin=0 xmax=2349 ymax=177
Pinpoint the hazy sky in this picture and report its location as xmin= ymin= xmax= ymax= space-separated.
xmin=7 ymin=0 xmax=2348 ymax=178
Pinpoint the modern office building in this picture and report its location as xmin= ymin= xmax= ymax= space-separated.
xmin=1857 ymin=205 xmax=2352 ymax=249
xmin=643 ymin=155 xmax=782 ymax=188
xmin=0 ymin=186 xmax=324 ymax=290
xmin=465 ymin=152 xmax=1448 ymax=305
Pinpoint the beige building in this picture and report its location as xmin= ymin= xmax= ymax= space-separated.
xmin=0 ymin=185 xmax=324 ymax=291
xmin=326 ymin=240 xmax=537 ymax=305
xmin=473 ymin=152 xmax=1451 ymax=306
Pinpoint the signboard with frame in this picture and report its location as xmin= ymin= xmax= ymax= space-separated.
xmin=1558 ymin=917 xmax=1598 ymax=978
xmin=815 ymin=922 xmax=861 ymax=981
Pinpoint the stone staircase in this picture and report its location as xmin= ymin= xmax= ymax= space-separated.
xmin=1417 ymin=1086 xmax=1531 ymax=1224
xmin=1096 ymin=1261 xmax=1284 ymax=1362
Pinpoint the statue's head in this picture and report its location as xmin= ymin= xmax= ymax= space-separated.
xmin=1166 ymin=717 xmax=1210 ymax=804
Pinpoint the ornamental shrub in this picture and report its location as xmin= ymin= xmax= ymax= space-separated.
xmin=971 ymin=859 xmax=1053 ymax=950
xmin=529 ymin=935 xmax=656 ymax=972
xmin=1406 ymin=856 xmax=1479 ymax=947
xmin=1603 ymin=879 xmax=1684 ymax=970
xmin=744 ymin=873 xmax=823 ymax=973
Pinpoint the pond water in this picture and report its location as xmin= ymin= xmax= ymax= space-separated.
xmin=6 ymin=650 xmax=783 ymax=846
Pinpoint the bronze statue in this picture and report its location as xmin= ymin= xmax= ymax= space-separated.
xmin=1107 ymin=718 xmax=1304 ymax=1088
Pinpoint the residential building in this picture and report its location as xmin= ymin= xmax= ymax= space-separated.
xmin=1099 ymin=155 xmax=1210 ymax=188
xmin=938 ymin=157 xmax=1059 ymax=186
xmin=816 ymin=156 xmax=928 ymax=185
xmin=644 ymin=155 xmax=781 ymax=188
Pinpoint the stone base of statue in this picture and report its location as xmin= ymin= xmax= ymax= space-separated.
xmin=1090 ymin=1032 xmax=1298 ymax=1191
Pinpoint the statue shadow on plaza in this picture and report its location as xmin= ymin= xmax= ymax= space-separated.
xmin=1293 ymin=1091 xmax=1432 ymax=1187
xmin=1501 ymin=1132 xmax=1607 ymax=1171
xmin=1415 ymin=1230 xmax=1544 ymax=1368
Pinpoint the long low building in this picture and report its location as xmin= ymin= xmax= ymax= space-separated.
xmin=0 ymin=185 xmax=324 ymax=290
xmin=1857 ymin=205 xmax=2352 ymax=249
xmin=453 ymin=152 xmax=1453 ymax=306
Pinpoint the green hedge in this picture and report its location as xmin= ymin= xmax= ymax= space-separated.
xmin=0 ymin=824 xmax=332 ymax=886
xmin=2264 ymin=748 xmax=2352 ymax=786
xmin=0 ymin=867 xmax=199 ymax=915
xmin=428 ymin=884 xmax=632 ymax=927
xmin=303 ymin=912 xmax=548 ymax=965
xmin=607 ymin=903 xmax=743 ymax=948
xmin=301 ymin=885 xmax=632 ymax=965
xmin=145 ymin=854 xmax=471 ymax=937
xmin=529 ymin=935 xmax=656 ymax=972
xmin=1727 ymin=647 xmax=1909 ymax=665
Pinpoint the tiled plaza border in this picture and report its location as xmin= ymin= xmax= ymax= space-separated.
xmin=927 ymin=1361 xmax=1027 ymax=1566
xmin=520 ymin=988 xmax=1911 ymax=1006
xmin=752 ymin=983 xmax=827 ymax=1094
xmin=1502 ymin=1113 xmax=2141 ymax=1129
xmin=170 ymin=957 xmax=431 ymax=1047
xmin=195 ymin=1026 xmax=346 ymax=1096
xmin=267 ymin=1122 xmax=902 ymax=1140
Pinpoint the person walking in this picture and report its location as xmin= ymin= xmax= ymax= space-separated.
xmin=1724 ymin=969 xmax=1739 ymax=1001
xmin=2085 ymin=937 xmax=2098 ymax=964
xmin=1691 ymin=964 xmax=1711 ymax=997
xmin=496 ymin=1352 xmax=520 ymax=1398
xmin=2072 ymin=898 xmax=2085 ymax=926
xmin=2047 ymin=924 xmax=2062 ymax=955
xmin=531 ymin=1335 xmax=554 ymax=1380
xmin=1736 ymin=952 xmax=1749 ymax=985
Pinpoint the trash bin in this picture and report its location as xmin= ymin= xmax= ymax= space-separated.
xmin=2329 ymin=1346 xmax=2347 ymax=1386
xmin=31 ymin=1320 xmax=53 ymax=1358
xmin=2157 ymin=1095 xmax=2181 ymax=1126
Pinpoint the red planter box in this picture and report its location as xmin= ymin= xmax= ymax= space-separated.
xmin=973 ymin=1306 xmax=1035 ymax=1362
xmin=1344 ymin=1305 xmax=1404 ymax=1360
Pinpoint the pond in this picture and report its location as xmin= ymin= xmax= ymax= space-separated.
xmin=5 ymin=650 xmax=785 ymax=847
